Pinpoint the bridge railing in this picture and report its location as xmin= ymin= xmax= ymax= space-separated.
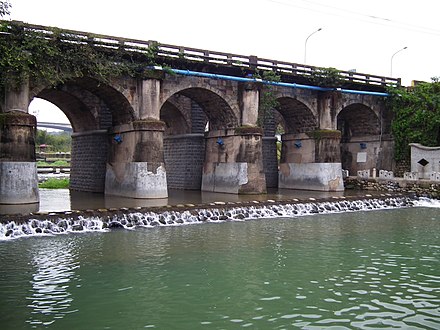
xmin=2 ymin=21 xmax=401 ymax=87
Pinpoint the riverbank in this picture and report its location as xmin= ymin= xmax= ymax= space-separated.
xmin=345 ymin=176 xmax=440 ymax=198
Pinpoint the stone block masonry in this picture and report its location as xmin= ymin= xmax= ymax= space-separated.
xmin=262 ymin=137 xmax=278 ymax=188
xmin=164 ymin=134 xmax=205 ymax=190
xmin=70 ymin=130 xmax=108 ymax=193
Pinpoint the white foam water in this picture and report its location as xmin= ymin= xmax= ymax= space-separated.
xmin=0 ymin=196 xmax=430 ymax=240
xmin=413 ymin=197 xmax=440 ymax=208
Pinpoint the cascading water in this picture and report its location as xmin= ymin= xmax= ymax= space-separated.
xmin=0 ymin=195 xmax=438 ymax=240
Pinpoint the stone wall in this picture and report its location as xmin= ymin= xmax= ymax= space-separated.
xmin=410 ymin=143 xmax=440 ymax=179
xmin=70 ymin=131 xmax=108 ymax=192
xmin=340 ymin=136 xmax=394 ymax=175
xmin=262 ymin=137 xmax=278 ymax=188
xmin=164 ymin=134 xmax=205 ymax=190
xmin=394 ymin=159 xmax=411 ymax=177
xmin=344 ymin=177 xmax=440 ymax=198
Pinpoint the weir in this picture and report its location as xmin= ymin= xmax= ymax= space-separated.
xmin=1 ymin=194 xmax=437 ymax=240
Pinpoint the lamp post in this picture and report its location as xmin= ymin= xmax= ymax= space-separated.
xmin=390 ymin=46 xmax=407 ymax=77
xmin=304 ymin=28 xmax=322 ymax=64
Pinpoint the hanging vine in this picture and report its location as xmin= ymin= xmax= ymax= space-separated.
xmin=0 ymin=21 xmax=159 ymax=92
xmin=310 ymin=67 xmax=343 ymax=87
xmin=254 ymin=70 xmax=281 ymax=127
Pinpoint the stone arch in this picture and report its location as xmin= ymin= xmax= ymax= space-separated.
xmin=337 ymin=102 xmax=392 ymax=175
xmin=160 ymin=83 xmax=239 ymax=191
xmin=175 ymin=87 xmax=237 ymax=129
xmin=337 ymin=103 xmax=380 ymax=140
xmin=260 ymin=96 xmax=317 ymax=189
xmin=161 ymin=100 xmax=190 ymax=136
xmin=34 ymin=77 xmax=135 ymax=132
xmin=275 ymin=96 xmax=318 ymax=134
xmin=161 ymin=76 xmax=239 ymax=129
xmin=33 ymin=77 xmax=136 ymax=193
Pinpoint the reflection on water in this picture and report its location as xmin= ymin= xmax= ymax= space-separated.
xmin=26 ymin=238 xmax=79 ymax=326
xmin=0 ymin=180 xmax=385 ymax=215
xmin=35 ymin=188 xmax=368 ymax=213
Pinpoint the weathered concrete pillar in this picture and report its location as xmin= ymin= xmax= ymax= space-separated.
xmin=279 ymin=130 xmax=344 ymax=191
xmin=105 ymin=120 xmax=168 ymax=198
xmin=201 ymin=83 xmax=266 ymax=194
xmin=202 ymin=127 xmax=266 ymax=194
xmin=0 ymin=81 xmax=39 ymax=206
xmin=241 ymin=84 xmax=259 ymax=126
xmin=139 ymin=78 xmax=161 ymax=120
xmin=318 ymin=91 xmax=340 ymax=130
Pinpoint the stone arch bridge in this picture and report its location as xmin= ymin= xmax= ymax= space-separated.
xmin=0 ymin=22 xmax=399 ymax=205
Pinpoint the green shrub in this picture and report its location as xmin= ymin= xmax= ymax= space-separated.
xmin=39 ymin=178 xmax=70 ymax=189
xmin=387 ymin=78 xmax=440 ymax=161
xmin=37 ymin=160 xmax=69 ymax=167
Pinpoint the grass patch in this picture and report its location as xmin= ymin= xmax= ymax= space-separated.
xmin=37 ymin=160 xmax=70 ymax=167
xmin=39 ymin=178 xmax=70 ymax=189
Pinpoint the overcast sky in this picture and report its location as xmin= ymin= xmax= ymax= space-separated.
xmin=6 ymin=0 xmax=440 ymax=123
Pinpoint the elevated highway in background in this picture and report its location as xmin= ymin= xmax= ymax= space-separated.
xmin=37 ymin=122 xmax=72 ymax=133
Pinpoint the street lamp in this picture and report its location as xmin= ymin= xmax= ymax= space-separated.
xmin=304 ymin=28 xmax=322 ymax=64
xmin=390 ymin=46 xmax=407 ymax=77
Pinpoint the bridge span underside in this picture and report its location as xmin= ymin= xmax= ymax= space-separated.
xmin=0 ymin=73 xmax=393 ymax=206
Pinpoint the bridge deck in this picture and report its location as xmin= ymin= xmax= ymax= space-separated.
xmin=1 ymin=20 xmax=400 ymax=89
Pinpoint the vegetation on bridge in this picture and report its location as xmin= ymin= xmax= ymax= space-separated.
xmin=387 ymin=78 xmax=440 ymax=161
xmin=0 ymin=20 xmax=159 ymax=92
xmin=254 ymin=70 xmax=281 ymax=127
xmin=310 ymin=67 xmax=343 ymax=87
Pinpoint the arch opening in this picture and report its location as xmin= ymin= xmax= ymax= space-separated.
xmin=160 ymin=87 xmax=237 ymax=191
xmin=34 ymin=77 xmax=135 ymax=193
xmin=337 ymin=103 xmax=392 ymax=175
xmin=261 ymin=97 xmax=318 ymax=188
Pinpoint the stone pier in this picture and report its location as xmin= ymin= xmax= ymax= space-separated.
xmin=279 ymin=130 xmax=344 ymax=191
xmin=0 ymin=82 xmax=39 ymax=206
xmin=105 ymin=120 xmax=168 ymax=198
xmin=202 ymin=127 xmax=266 ymax=194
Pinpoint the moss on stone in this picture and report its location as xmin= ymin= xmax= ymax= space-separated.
xmin=132 ymin=119 xmax=166 ymax=131
xmin=306 ymin=129 xmax=341 ymax=140
xmin=234 ymin=125 xmax=263 ymax=135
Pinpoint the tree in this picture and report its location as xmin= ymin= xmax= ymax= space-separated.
xmin=387 ymin=78 xmax=440 ymax=161
xmin=36 ymin=130 xmax=72 ymax=152
xmin=0 ymin=1 xmax=11 ymax=17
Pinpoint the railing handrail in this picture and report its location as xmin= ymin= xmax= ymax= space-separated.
xmin=1 ymin=20 xmax=401 ymax=87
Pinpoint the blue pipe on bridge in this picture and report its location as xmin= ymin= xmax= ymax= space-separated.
xmin=158 ymin=67 xmax=389 ymax=97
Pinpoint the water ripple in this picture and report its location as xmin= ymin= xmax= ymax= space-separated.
xmin=25 ymin=239 xmax=79 ymax=326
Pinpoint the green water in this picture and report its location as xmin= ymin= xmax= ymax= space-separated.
xmin=0 ymin=207 xmax=439 ymax=329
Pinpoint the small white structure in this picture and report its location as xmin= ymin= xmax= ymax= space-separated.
xmin=357 ymin=170 xmax=370 ymax=179
xmin=430 ymin=172 xmax=440 ymax=181
xmin=379 ymin=170 xmax=394 ymax=179
xmin=404 ymin=172 xmax=419 ymax=180
xmin=410 ymin=143 xmax=440 ymax=179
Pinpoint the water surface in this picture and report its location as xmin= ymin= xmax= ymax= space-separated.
xmin=0 ymin=206 xmax=439 ymax=329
